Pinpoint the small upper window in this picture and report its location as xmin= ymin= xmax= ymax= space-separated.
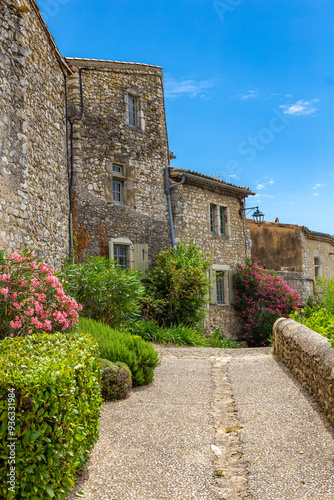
xmin=220 ymin=207 xmax=226 ymax=235
xmin=128 ymin=95 xmax=138 ymax=127
xmin=210 ymin=205 xmax=216 ymax=234
xmin=113 ymin=164 xmax=123 ymax=175
xmin=314 ymin=256 xmax=320 ymax=278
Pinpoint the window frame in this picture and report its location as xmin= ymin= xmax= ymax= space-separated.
xmin=220 ymin=207 xmax=226 ymax=235
xmin=113 ymin=244 xmax=128 ymax=269
xmin=314 ymin=255 xmax=320 ymax=278
xmin=216 ymin=270 xmax=225 ymax=305
xmin=128 ymin=95 xmax=138 ymax=128
xmin=210 ymin=204 xmax=216 ymax=234
xmin=112 ymin=179 xmax=123 ymax=205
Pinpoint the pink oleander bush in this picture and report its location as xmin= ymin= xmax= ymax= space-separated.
xmin=0 ymin=250 xmax=82 ymax=340
xmin=233 ymin=258 xmax=301 ymax=347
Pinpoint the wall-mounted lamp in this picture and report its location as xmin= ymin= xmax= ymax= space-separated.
xmin=239 ymin=206 xmax=265 ymax=226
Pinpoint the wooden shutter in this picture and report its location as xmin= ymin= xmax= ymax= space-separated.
xmin=108 ymin=241 xmax=114 ymax=261
xmin=209 ymin=269 xmax=217 ymax=305
xmin=134 ymin=244 xmax=149 ymax=274
xmin=228 ymin=270 xmax=235 ymax=305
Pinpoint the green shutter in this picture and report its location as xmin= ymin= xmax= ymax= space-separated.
xmin=209 ymin=269 xmax=217 ymax=305
xmin=228 ymin=270 xmax=235 ymax=305
xmin=134 ymin=244 xmax=149 ymax=274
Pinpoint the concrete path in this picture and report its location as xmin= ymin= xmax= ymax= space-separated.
xmin=69 ymin=346 xmax=334 ymax=500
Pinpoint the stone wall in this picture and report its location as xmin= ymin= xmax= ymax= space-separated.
xmin=276 ymin=271 xmax=313 ymax=305
xmin=303 ymin=233 xmax=334 ymax=281
xmin=66 ymin=59 xmax=170 ymax=265
xmin=273 ymin=318 xmax=334 ymax=424
xmin=0 ymin=0 xmax=70 ymax=268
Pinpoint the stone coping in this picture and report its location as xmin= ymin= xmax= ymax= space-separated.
xmin=273 ymin=317 xmax=334 ymax=424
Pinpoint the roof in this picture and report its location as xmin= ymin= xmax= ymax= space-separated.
xmin=248 ymin=219 xmax=334 ymax=244
xmin=169 ymin=168 xmax=255 ymax=196
xmin=65 ymin=58 xmax=163 ymax=72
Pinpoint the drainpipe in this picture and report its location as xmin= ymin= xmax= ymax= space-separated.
xmin=165 ymin=166 xmax=185 ymax=248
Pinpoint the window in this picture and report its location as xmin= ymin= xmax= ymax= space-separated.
xmin=114 ymin=245 xmax=128 ymax=269
xmin=128 ymin=95 xmax=137 ymax=127
xmin=209 ymin=267 xmax=234 ymax=305
xmin=210 ymin=205 xmax=216 ymax=234
xmin=113 ymin=181 xmax=123 ymax=204
xmin=216 ymin=271 xmax=225 ymax=305
xmin=112 ymin=164 xmax=123 ymax=175
xmin=314 ymin=256 xmax=320 ymax=278
xmin=112 ymin=164 xmax=124 ymax=205
xmin=220 ymin=207 xmax=226 ymax=235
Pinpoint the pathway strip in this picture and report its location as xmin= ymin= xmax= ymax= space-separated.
xmin=229 ymin=352 xmax=334 ymax=499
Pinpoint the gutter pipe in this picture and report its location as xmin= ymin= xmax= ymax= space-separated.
xmin=165 ymin=166 xmax=185 ymax=248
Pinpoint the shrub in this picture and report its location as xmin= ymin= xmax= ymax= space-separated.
xmin=78 ymin=317 xmax=160 ymax=386
xmin=127 ymin=319 xmax=241 ymax=348
xmin=100 ymin=359 xmax=132 ymax=401
xmin=307 ymin=277 xmax=334 ymax=314
xmin=290 ymin=307 xmax=334 ymax=340
xmin=0 ymin=332 xmax=102 ymax=500
xmin=0 ymin=250 xmax=81 ymax=340
xmin=143 ymin=241 xmax=211 ymax=327
xmin=126 ymin=319 xmax=208 ymax=346
xmin=58 ymin=257 xmax=144 ymax=329
xmin=233 ymin=258 xmax=301 ymax=347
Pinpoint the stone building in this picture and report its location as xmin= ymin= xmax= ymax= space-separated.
xmin=169 ymin=169 xmax=254 ymax=335
xmin=0 ymin=0 xmax=71 ymax=268
xmin=249 ymin=219 xmax=334 ymax=303
xmin=1 ymin=0 xmax=256 ymax=336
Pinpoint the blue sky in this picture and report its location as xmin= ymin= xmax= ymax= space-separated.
xmin=39 ymin=0 xmax=334 ymax=233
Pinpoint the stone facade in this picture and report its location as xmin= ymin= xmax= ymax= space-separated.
xmin=65 ymin=58 xmax=171 ymax=266
xmin=0 ymin=0 xmax=70 ymax=268
xmin=249 ymin=220 xmax=334 ymax=304
xmin=169 ymin=169 xmax=254 ymax=337
xmin=273 ymin=318 xmax=334 ymax=425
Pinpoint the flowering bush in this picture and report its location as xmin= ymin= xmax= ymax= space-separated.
xmin=0 ymin=250 xmax=82 ymax=339
xmin=233 ymin=258 xmax=300 ymax=347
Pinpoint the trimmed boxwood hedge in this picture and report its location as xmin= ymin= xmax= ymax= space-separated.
xmin=0 ymin=332 xmax=102 ymax=500
xmin=100 ymin=359 xmax=132 ymax=401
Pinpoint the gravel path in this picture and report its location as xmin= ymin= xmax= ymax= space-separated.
xmin=69 ymin=346 xmax=334 ymax=499
xmin=229 ymin=352 xmax=334 ymax=499
xmin=71 ymin=356 xmax=222 ymax=500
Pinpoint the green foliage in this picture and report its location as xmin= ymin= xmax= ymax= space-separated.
xmin=309 ymin=277 xmax=334 ymax=314
xmin=290 ymin=307 xmax=334 ymax=340
xmin=99 ymin=359 xmax=132 ymax=401
xmin=127 ymin=319 xmax=240 ymax=348
xmin=143 ymin=241 xmax=211 ymax=327
xmin=78 ymin=317 xmax=160 ymax=386
xmin=233 ymin=258 xmax=300 ymax=347
xmin=0 ymin=332 xmax=102 ymax=500
xmin=58 ymin=256 xmax=145 ymax=329
xmin=127 ymin=320 xmax=207 ymax=346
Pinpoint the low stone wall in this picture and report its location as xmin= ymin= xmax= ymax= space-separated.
xmin=273 ymin=318 xmax=334 ymax=424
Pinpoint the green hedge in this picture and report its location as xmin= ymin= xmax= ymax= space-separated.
xmin=0 ymin=332 xmax=102 ymax=500
xmin=100 ymin=359 xmax=132 ymax=401
xmin=79 ymin=318 xmax=160 ymax=386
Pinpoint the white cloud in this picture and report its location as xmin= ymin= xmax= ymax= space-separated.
xmin=312 ymin=183 xmax=325 ymax=190
xmin=313 ymin=193 xmax=320 ymax=196
xmin=254 ymin=193 xmax=274 ymax=199
xmin=256 ymin=183 xmax=265 ymax=190
xmin=268 ymin=180 xmax=274 ymax=185
xmin=164 ymin=76 xmax=215 ymax=99
xmin=240 ymin=90 xmax=259 ymax=100
xmin=280 ymin=99 xmax=319 ymax=116
xmin=229 ymin=174 xmax=239 ymax=179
